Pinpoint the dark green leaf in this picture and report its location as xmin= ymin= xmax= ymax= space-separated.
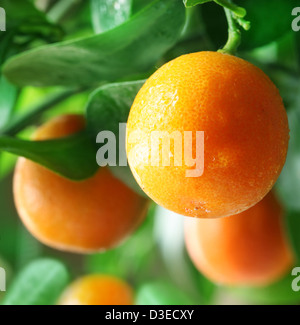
xmin=136 ymin=281 xmax=197 ymax=305
xmin=131 ymin=0 xmax=153 ymax=14
xmin=1 ymin=0 xmax=63 ymax=42
xmin=184 ymin=0 xmax=212 ymax=8
xmin=90 ymin=0 xmax=132 ymax=34
xmin=0 ymin=131 xmax=98 ymax=181
xmin=2 ymin=259 xmax=69 ymax=305
xmin=3 ymin=0 xmax=185 ymax=87
xmin=86 ymin=80 xmax=145 ymax=194
xmin=202 ymin=0 xmax=300 ymax=51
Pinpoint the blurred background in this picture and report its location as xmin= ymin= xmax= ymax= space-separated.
xmin=1 ymin=0 xmax=300 ymax=305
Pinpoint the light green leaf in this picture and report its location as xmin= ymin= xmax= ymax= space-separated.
xmin=2 ymin=259 xmax=69 ymax=305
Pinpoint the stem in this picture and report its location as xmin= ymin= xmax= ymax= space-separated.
xmin=0 ymin=88 xmax=85 ymax=136
xmin=218 ymin=8 xmax=241 ymax=55
xmin=214 ymin=0 xmax=246 ymax=18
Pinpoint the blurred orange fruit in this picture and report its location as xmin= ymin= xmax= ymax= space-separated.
xmin=126 ymin=51 xmax=289 ymax=218
xmin=58 ymin=274 xmax=133 ymax=305
xmin=184 ymin=192 xmax=293 ymax=286
xmin=13 ymin=115 xmax=148 ymax=253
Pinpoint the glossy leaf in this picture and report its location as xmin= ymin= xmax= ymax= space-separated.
xmin=90 ymin=0 xmax=132 ymax=34
xmin=0 ymin=131 xmax=98 ymax=181
xmin=87 ymin=80 xmax=144 ymax=137
xmin=3 ymin=0 xmax=185 ymax=87
xmin=86 ymin=80 xmax=145 ymax=194
xmin=2 ymin=259 xmax=69 ymax=305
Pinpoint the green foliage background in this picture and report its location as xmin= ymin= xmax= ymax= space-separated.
xmin=0 ymin=0 xmax=300 ymax=305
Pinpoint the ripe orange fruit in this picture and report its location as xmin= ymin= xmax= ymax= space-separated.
xmin=184 ymin=192 xmax=293 ymax=286
xmin=13 ymin=115 xmax=148 ymax=253
xmin=58 ymin=274 xmax=133 ymax=305
xmin=126 ymin=51 xmax=289 ymax=218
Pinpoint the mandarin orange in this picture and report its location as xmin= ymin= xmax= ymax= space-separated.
xmin=184 ymin=192 xmax=293 ymax=286
xmin=13 ymin=115 xmax=148 ymax=253
xmin=58 ymin=274 xmax=133 ymax=305
xmin=126 ymin=51 xmax=289 ymax=218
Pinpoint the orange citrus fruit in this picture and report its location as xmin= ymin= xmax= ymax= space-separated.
xmin=184 ymin=192 xmax=293 ymax=286
xmin=126 ymin=51 xmax=289 ymax=218
xmin=58 ymin=274 xmax=133 ymax=305
xmin=13 ymin=115 xmax=148 ymax=253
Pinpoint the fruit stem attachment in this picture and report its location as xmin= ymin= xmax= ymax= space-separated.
xmin=214 ymin=0 xmax=245 ymax=18
xmin=215 ymin=0 xmax=250 ymax=55
xmin=219 ymin=8 xmax=241 ymax=55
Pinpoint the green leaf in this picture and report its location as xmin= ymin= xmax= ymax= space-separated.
xmin=184 ymin=0 xmax=212 ymax=8
xmin=285 ymin=211 xmax=300 ymax=263
xmin=202 ymin=0 xmax=300 ymax=51
xmin=87 ymin=80 xmax=144 ymax=137
xmin=136 ymin=281 xmax=197 ymax=305
xmin=90 ymin=0 xmax=132 ymax=34
xmin=276 ymin=109 xmax=300 ymax=210
xmin=1 ymin=88 xmax=86 ymax=136
xmin=3 ymin=0 xmax=185 ymax=87
xmin=131 ymin=0 xmax=153 ymax=14
xmin=86 ymin=80 xmax=145 ymax=194
xmin=0 ymin=76 xmax=18 ymax=130
xmin=2 ymin=259 xmax=69 ymax=305
xmin=0 ymin=131 xmax=98 ymax=181
xmin=1 ymin=0 xmax=63 ymax=42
